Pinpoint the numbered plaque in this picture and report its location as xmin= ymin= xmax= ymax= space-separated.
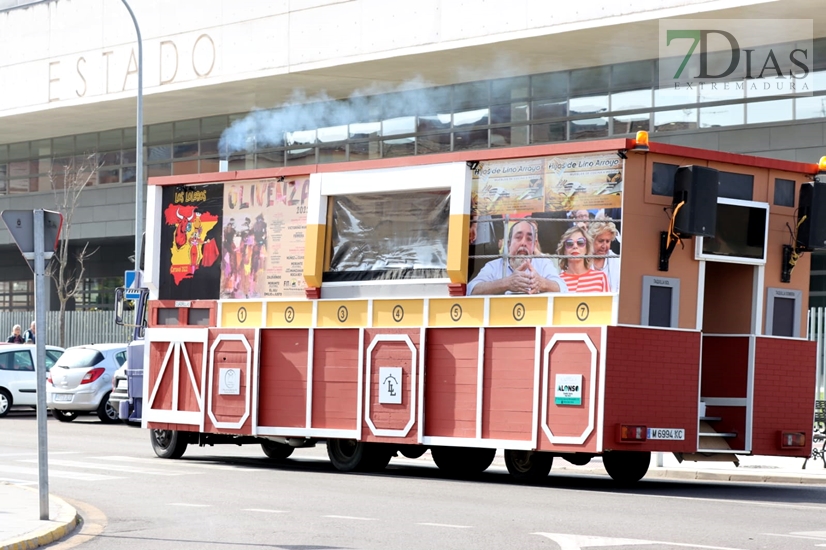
xmin=220 ymin=301 xmax=263 ymax=327
xmin=488 ymin=297 xmax=548 ymax=326
xmin=373 ymin=300 xmax=424 ymax=327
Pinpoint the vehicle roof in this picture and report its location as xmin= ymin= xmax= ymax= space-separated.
xmin=0 ymin=343 xmax=64 ymax=351
xmin=65 ymin=343 xmax=127 ymax=352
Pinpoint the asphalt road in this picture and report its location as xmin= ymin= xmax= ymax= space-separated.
xmin=2 ymin=409 xmax=826 ymax=550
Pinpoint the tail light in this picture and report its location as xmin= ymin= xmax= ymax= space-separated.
xmin=780 ymin=431 xmax=806 ymax=448
xmin=619 ymin=424 xmax=647 ymax=442
xmin=81 ymin=367 xmax=105 ymax=385
xmin=46 ymin=373 xmax=52 ymax=385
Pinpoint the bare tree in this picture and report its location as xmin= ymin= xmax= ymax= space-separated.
xmin=48 ymin=153 xmax=101 ymax=348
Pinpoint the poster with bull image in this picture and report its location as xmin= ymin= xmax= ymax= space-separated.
xmin=221 ymin=177 xmax=309 ymax=298
xmin=468 ymin=152 xmax=622 ymax=295
xmin=159 ymin=183 xmax=223 ymax=300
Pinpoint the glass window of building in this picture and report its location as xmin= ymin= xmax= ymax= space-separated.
xmin=747 ymin=99 xmax=793 ymax=124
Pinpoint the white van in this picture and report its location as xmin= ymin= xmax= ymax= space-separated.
xmin=0 ymin=344 xmax=64 ymax=417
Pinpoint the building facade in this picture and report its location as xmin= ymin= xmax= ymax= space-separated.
xmin=2 ymin=0 xmax=826 ymax=310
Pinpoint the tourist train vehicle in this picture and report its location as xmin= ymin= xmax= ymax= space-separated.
xmin=116 ymin=132 xmax=820 ymax=483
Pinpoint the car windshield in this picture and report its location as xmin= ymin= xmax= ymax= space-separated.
xmin=55 ymin=348 xmax=104 ymax=369
xmin=45 ymin=350 xmax=63 ymax=370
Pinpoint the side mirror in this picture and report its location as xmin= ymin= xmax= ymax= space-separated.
xmin=114 ymin=287 xmax=125 ymax=326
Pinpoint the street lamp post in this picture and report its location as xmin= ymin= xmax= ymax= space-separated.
xmin=120 ymin=0 xmax=144 ymax=278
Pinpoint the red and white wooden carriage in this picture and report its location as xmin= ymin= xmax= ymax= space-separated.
xmin=125 ymin=133 xmax=819 ymax=483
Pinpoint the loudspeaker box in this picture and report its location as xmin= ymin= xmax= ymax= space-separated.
xmin=672 ymin=165 xmax=719 ymax=238
xmin=797 ymin=181 xmax=826 ymax=250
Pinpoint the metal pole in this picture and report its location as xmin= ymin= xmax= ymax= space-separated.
xmin=33 ymin=210 xmax=49 ymax=520
xmin=121 ymin=0 xmax=144 ymax=279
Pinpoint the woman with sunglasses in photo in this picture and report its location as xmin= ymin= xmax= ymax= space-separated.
xmin=555 ymin=226 xmax=609 ymax=293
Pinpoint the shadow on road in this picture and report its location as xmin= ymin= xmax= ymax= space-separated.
xmin=175 ymin=451 xmax=826 ymax=507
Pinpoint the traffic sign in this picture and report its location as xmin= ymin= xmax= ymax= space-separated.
xmin=124 ymin=270 xmax=143 ymax=299
xmin=1 ymin=209 xmax=63 ymax=271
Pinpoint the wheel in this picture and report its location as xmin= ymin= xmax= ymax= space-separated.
xmin=362 ymin=446 xmax=393 ymax=471
xmin=326 ymin=439 xmax=392 ymax=472
xmin=504 ymin=450 xmax=553 ymax=482
xmin=431 ymin=446 xmax=496 ymax=476
xmin=261 ymin=440 xmax=294 ymax=461
xmin=0 ymin=389 xmax=12 ymax=418
xmin=398 ymin=445 xmax=427 ymax=459
xmin=603 ymin=451 xmax=651 ymax=484
xmin=96 ymin=392 xmax=119 ymax=423
xmin=52 ymin=409 xmax=78 ymax=422
xmin=561 ymin=453 xmax=593 ymax=466
xmin=150 ymin=429 xmax=188 ymax=459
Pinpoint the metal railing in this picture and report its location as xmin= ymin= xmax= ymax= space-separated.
xmin=808 ymin=307 xmax=826 ymax=400
xmin=0 ymin=310 xmax=134 ymax=349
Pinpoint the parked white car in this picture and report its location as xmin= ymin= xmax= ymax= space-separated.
xmin=0 ymin=343 xmax=65 ymax=417
xmin=46 ymin=343 xmax=127 ymax=423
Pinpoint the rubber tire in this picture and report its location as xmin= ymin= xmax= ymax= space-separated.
xmin=151 ymin=429 xmax=188 ymax=459
xmin=398 ymin=445 xmax=427 ymax=460
xmin=431 ymin=446 xmax=496 ymax=476
xmin=362 ymin=446 xmax=393 ymax=471
xmin=52 ymin=409 xmax=78 ymax=422
xmin=261 ymin=440 xmax=294 ymax=461
xmin=96 ymin=392 xmax=119 ymax=423
xmin=326 ymin=439 xmax=392 ymax=472
xmin=561 ymin=453 xmax=593 ymax=466
xmin=504 ymin=450 xmax=553 ymax=482
xmin=0 ymin=388 xmax=12 ymax=418
xmin=603 ymin=451 xmax=651 ymax=484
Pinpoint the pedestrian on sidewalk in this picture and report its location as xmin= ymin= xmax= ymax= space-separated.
xmin=7 ymin=324 xmax=25 ymax=344
xmin=23 ymin=321 xmax=35 ymax=344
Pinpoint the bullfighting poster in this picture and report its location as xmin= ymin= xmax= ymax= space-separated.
xmin=158 ymin=183 xmax=223 ymax=300
xmin=221 ymin=177 xmax=309 ymax=299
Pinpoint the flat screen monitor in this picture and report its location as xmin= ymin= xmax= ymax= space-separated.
xmin=698 ymin=199 xmax=768 ymax=262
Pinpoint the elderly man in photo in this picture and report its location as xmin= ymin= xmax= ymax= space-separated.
xmin=467 ymin=219 xmax=567 ymax=295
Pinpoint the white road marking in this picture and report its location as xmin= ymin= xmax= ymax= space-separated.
xmin=533 ymin=533 xmax=746 ymax=550
xmin=0 ymin=451 xmax=79 ymax=458
xmin=0 ymin=465 xmax=121 ymax=481
xmin=244 ymin=509 xmax=289 ymax=513
xmin=323 ymin=515 xmax=376 ymax=521
xmin=89 ymin=455 xmax=239 ymax=471
xmin=416 ymin=523 xmax=472 ymax=529
xmin=168 ymin=503 xmax=211 ymax=507
xmin=21 ymin=458 xmax=199 ymax=476
xmin=762 ymin=532 xmax=826 ymax=541
xmin=629 ymin=492 xmax=826 ymax=511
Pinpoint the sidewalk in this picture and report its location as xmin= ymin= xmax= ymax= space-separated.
xmin=553 ymin=452 xmax=826 ymax=484
xmin=0 ymin=454 xmax=824 ymax=549
xmin=0 ymin=483 xmax=78 ymax=550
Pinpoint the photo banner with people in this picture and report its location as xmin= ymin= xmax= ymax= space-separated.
xmin=220 ymin=177 xmax=310 ymax=299
xmin=467 ymin=152 xmax=623 ymax=296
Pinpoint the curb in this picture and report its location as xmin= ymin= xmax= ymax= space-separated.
xmin=0 ymin=489 xmax=80 ymax=550
xmin=553 ymin=465 xmax=826 ymax=485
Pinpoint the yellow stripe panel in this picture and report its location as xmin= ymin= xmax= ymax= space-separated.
xmin=428 ymin=298 xmax=484 ymax=327
xmin=303 ymin=223 xmax=326 ymax=288
xmin=447 ymin=213 xmax=470 ymax=284
xmin=552 ymin=295 xmax=614 ymax=326
xmin=267 ymin=301 xmax=314 ymax=327
xmin=489 ymin=297 xmax=548 ymax=326
xmin=317 ymin=300 xmax=368 ymax=327
xmin=221 ymin=301 xmax=263 ymax=328
xmin=373 ymin=299 xmax=424 ymax=327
